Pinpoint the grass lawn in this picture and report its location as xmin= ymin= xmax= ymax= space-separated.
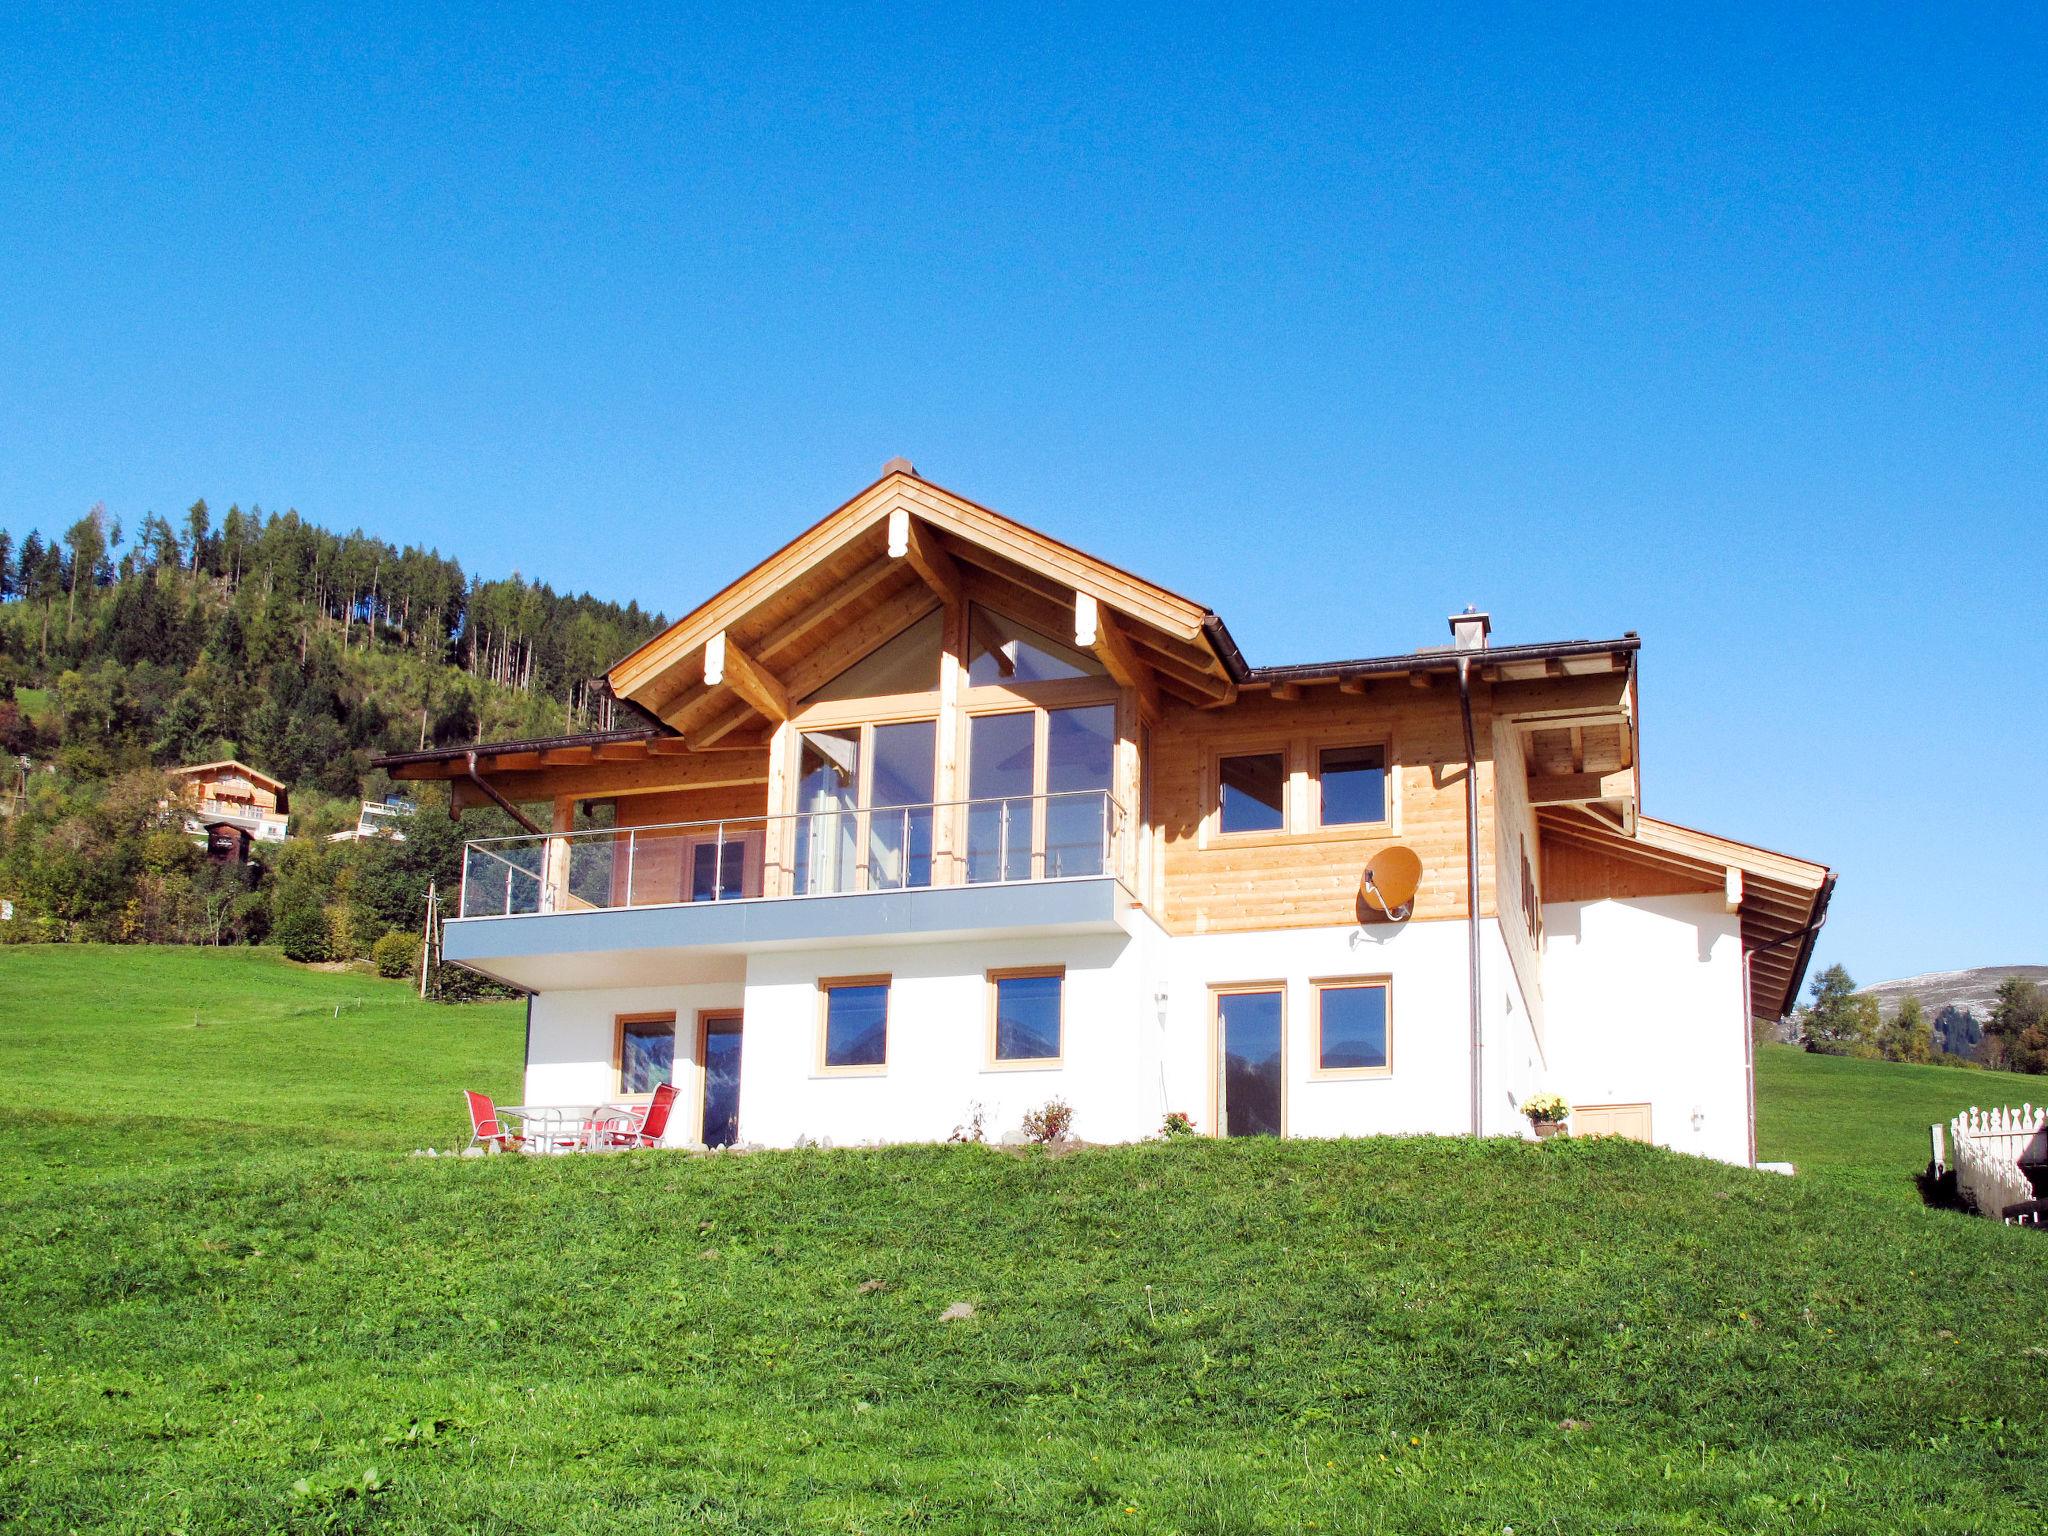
xmin=1755 ymin=1045 xmax=1998 ymax=1202
xmin=2 ymin=948 xmax=2045 ymax=1534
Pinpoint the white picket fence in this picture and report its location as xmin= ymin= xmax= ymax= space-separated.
xmin=1949 ymin=1105 xmax=2046 ymax=1219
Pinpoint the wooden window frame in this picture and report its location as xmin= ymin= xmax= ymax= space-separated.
xmin=815 ymin=974 xmax=891 ymax=1077
xmin=612 ymin=1011 xmax=679 ymax=1101
xmin=984 ymin=966 xmax=1066 ymax=1070
xmin=693 ymin=1008 xmax=743 ymax=1145
xmin=1309 ymin=976 xmax=1393 ymax=1081
xmin=1209 ymin=981 xmax=1288 ymax=1138
xmin=1201 ymin=733 xmax=1401 ymax=849
xmin=1206 ymin=744 xmax=1294 ymax=844
xmin=1309 ymin=738 xmax=1395 ymax=834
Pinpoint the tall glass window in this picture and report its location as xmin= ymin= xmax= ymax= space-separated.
xmin=794 ymin=728 xmax=860 ymax=895
xmin=967 ymin=712 xmax=1036 ymax=882
xmin=1044 ymin=704 xmax=1114 ymax=877
xmin=1217 ymin=990 xmax=1283 ymax=1137
xmin=867 ymin=719 xmax=936 ymax=890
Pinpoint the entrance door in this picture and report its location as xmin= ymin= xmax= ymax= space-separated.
xmin=1216 ymin=987 xmax=1284 ymax=1137
xmin=1573 ymin=1102 xmax=1652 ymax=1143
xmin=699 ymin=1012 xmax=743 ymax=1148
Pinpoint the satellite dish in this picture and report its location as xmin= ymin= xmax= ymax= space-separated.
xmin=1359 ymin=846 xmax=1422 ymax=922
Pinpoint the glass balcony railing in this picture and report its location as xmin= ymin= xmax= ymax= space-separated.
xmin=457 ymin=791 xmax=1129 ymax=920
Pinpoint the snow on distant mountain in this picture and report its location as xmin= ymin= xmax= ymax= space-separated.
xmin=1859 ymin=965 xmax=2048 ymax=1019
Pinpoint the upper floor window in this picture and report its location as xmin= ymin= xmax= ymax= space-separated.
xmin=1316 ymin=745 xmax=1387 ymax=827
xmin=1218 ymin=752 xmax=1286 ymax=834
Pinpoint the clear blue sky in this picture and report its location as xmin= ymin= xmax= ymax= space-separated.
xmin=2 ymin=5 xmax=2042 ymax=988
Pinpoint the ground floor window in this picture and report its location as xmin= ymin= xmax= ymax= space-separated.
xmin=818 ymin=976 xmax=890 ymax=1073
xmin=987 ymin=967 xmax=1064 ymax=1066
xmin=1312 ymin=979 xmax=1391 ymax=1077
xmin=615 ymin=1013 xmax=677 ymax=1096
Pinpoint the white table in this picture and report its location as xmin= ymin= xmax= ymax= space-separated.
xmin=498 ymin=1104 xmax=641 ymax=1153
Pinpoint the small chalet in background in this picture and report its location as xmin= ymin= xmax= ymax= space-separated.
xmin=170 ymin=760 xmax=290 ymax=858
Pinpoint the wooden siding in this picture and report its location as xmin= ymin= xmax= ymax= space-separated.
xmin=1539 ymin=833 xmax=1720 ymax=903
xmin=1150 ymin=685 xmax=1488 ymax=935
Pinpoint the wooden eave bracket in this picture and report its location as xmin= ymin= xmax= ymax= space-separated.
xmin=1076 ymin=594 xmax=1162 ymax=724
xmin=888 ymin=507 xmax=964 ymax=609
xmin=704 ymin=630 xmax=791 ymax=725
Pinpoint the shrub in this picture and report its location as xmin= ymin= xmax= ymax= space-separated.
xmin=1522 ymin=1092 xmax=1570 ymax=1125
xmin=1020 ymin=1099 xmax=1074 ymax=1145
xmin=371 ymin=929 xmax=421 ymax=979
xmin=274 ymin=902 xmax=331 ymax=964
xmin=1159 ymin=1110 xmax=1196 ymax=1140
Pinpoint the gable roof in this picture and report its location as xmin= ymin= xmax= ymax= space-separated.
xmin=606 ymin=465 xmax=1243 ymax=741
xmin=171 ymin=759 xmax=287 ymax=794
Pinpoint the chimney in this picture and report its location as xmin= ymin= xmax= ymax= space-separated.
xmin=881 ymin=456 xmax=916 ymax=478
xmin=1448 ymin=607 xmax=1491 ymax=652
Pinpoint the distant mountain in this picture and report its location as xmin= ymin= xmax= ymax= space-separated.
xmin=1860 ymin=966 xmax=2048 ymax=1020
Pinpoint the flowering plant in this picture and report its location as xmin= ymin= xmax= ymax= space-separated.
xmin=1522 ymin=1093 xmax=1571 ymax=1126
xmin=1159 ymin=1110 xmax=1196 ymax=1140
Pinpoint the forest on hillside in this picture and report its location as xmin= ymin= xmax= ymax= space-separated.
xmin=0 ymin=499 xmax=666 ymax=962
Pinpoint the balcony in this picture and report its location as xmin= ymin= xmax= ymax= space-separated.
xmin=446 ymin=792 xmax=1138 ymax=989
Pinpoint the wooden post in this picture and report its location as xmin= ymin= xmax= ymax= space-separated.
xmin=419 ymin=880 xmax=436 ymax=1000
xmin=933 ymin=598 xmax=967 ymax=885
xmin=544 ymin=796 xmax=574 ymax=913
xmin=762 ymin=720 xmax=795 ymax=898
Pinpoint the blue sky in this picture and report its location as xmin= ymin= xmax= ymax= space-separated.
xmin=2 ymin=5 xmax=2042 ymax=988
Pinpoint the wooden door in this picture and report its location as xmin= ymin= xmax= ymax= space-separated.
xmin=1574 ymin=1103 xmax=1652 ymax=1142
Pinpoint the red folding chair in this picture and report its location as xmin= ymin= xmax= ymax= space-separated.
xmin=596 ymin=1081 xmax=677 ymax=1149
xmin=466 ymin=1090 xmax=525 ymax=1153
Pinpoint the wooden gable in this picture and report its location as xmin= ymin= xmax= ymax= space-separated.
xmin=606 ymin=466 xmax=1239 ymax=744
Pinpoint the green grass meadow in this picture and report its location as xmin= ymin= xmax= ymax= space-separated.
xmin=1 ymin=947 xmax=2044 ymax=1534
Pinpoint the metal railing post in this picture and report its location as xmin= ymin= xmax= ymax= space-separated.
xmin=625 ymin=828 xmax=637 ymax=908
xmin=715 ymin=821 xmax=726 ymax=901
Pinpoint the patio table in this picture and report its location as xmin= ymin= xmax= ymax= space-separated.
xmin=499 ymin=1104 xmax=643 ymax=1152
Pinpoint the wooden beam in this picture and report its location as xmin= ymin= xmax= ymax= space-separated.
xmin=1725 ymin=866 xmax=1744 ymax=914
xmin=1338 ymin=677 xmax=1367 ymax=695
xmin=1408 ymin=671 xmax=1433 ymax=689
xmin=1122 ymin=631 xmax=1235 ymax=704
xmin=455 ymin=751 xmax=769 ymax=805
xmin=889 ymin=508 xmax=963 ymax=609
xmin=1269 ymin=682 xmax=1302 ymax=702
xmin=1569 ymin=726 xmax=1585 ymax=774
xmin=704 ymin=630 xmax=792 ymax=724
xmin=1089 ymin=606 xmax=1162 ymax=725
xmin=756 ymin=550 xmax=902 ymax=660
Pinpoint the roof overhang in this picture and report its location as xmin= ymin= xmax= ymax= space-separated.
xmin=1537 ymin=805 xmax=1833 ymax=1018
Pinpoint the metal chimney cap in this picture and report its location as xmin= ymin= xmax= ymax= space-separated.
xmin=881 ymin=456 xmax=916 ymax=477
xmin=1448 ymin=608 xmax=1492 ymax=650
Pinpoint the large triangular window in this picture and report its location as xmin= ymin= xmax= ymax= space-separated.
xmin=804 ymin=610 xmax=944 ymax=703
xmin=967 ymin=606 xmax=1105 ymax=686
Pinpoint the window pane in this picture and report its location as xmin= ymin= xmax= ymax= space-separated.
xmin=967 ymin=712 xmax=1035 ymax=883
xmin=1319 ymin=985 xmax=1388 ymax=1071
xmin=868 ymin=719 xmax=936 ymax=891
xmin=1046 ymin=704 xmax=1115 ymax=876
xmin=824 ymin=983 xmax=888 ymax=1068
xmin=690 ymin=839 xmax=748 ymax=902
xmin=1219 ymin=991 xmax=1283 ymax=1137
xmin=1219 ymin=753 xmax=1285 ymax=834
xmin=1319 ymin=745 xmax=1387 ymax=826
xmin=621 ymin=1020 xmax=675 ymax=1094
xmin=994 ymin=973 xmax=1062 ymax=1060
xmin=967 ymin=606 xmax=1107 ymax=685
xmin=796 ymin=729 xmax=860 ymax=895
xmin=806 ymin=609 xmax=943 ymax=702
xmin=701 ymin=1018 xmax=742 ymax=1148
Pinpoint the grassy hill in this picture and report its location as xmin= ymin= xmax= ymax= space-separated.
xmin=1755 ymin=1044 xmax=1998 ymax=1202
xmin=2 ymin=949 xmax=2045 ymax=1533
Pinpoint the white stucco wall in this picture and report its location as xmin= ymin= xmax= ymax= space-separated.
xmin=1540 ymin=893 xmax=1749 ymax=1164
xmin=525 ymin=972 xmax=744 ymax=1142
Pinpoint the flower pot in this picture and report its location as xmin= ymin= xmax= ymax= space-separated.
xmin=1531 ymin=1120 xmax=1566 ymax=1140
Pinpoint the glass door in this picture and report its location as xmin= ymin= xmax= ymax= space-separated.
xmin=699 ymin=1012 xmax=742 ymax=1148
xmin=1045 ymin=703 xmax=1114 ymax=877
xmin=1217 ymin=989 xmax=1284 ymax=1137
xmin=967 ymin=712 xmax=1036 ymax=882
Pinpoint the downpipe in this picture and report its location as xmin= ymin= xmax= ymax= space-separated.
xmin=1457 ymin=656 xmax=1483 ymax=1136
